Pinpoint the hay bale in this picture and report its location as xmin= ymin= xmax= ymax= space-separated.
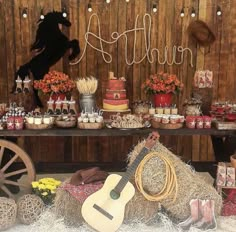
xmin=54 ymin=180 xmax=83 ymax=227
xmin=128 ymin=140 xmax=222 ymax=221
xmin=0 ymin=197 xmax=17 ymax=231
xmin=54 ymin=178 xmax=160 ymax=226
xmin=17 ymin=194 xmax=46 ymax=225
xmin=125 ymin=178 xmax=160 ymax=223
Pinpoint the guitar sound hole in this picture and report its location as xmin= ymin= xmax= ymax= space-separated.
xmin=110 ymin=190 xmax=120 ymax=200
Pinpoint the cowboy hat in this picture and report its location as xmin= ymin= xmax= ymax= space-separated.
xmin=187 ymin=20 xmax=216 ymax=47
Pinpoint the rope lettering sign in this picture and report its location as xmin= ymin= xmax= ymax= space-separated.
xmin=70 ymin=13 xmax=193 ymax=67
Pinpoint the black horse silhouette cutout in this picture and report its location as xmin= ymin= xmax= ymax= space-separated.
xmin=14 ymin=11 xmax=80 ymax=106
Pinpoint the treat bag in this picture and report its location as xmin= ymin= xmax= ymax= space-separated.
xmin=23 ymin=76 xmax=31 ymax=93
xmin=193 ymin=71 xmax=199 ymax=87
xmin=205 ymin=70 xmax=213 ymax=88
xmin=62 ymin=100 xmax=69 ymax=114
xmin=16 ymin=76 xmax=23 ymax=93
xmin=55 ymin=97 xmax=62 ymax=115
xmin=47 ymin=97 xmax=55 ymax=114
xmin=198 ymin=71 xmax=206 ymax=88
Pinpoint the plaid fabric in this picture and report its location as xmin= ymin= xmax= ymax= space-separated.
xmin=222 ymin=201 xmax=236 ymax=216
xmin=60 ymin=181 xmax=103 ymax=203
xmin=222 ymin=189 xmax=236 ymax=216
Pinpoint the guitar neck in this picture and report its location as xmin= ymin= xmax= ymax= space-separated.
xmin=113 ymin=147 xmax=150 ymax=194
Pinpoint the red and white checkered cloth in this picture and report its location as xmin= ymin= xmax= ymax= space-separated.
xmin=221 ymin=189 xmax=236 ymax=216
xmin=60 ymin=181 xmax=103 ymax=203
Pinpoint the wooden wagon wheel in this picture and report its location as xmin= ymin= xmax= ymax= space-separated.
xmin=0 ymin=139 xmax=36 ymax=199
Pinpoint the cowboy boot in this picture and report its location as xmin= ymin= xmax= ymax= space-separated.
xmin=15 ymin=76 xmax=23 ymax=93
xmin=194 ymin=200 xmax=217 ymax=231
xmin=178 ymin=199 xmax=201 ymax=230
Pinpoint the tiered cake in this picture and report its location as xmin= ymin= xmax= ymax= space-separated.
xmin=103 ymin=72 xmax=129 ymax=110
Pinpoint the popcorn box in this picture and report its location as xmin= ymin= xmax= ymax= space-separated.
xmin=196 ymin=116 xmax=204 ymax=129
xmin=14 ymin=116 xmax=24 ymax=130
xmin=186 ymin=116 xmax=196 ymax=129
xmin=226 ymin=166 xmax=235 ymax=187
xmin=7 ymin=116 xmax=15 ymax=130
xmin=216 ymin=162 xmax=227 ymax=187
xmin=203 ymin=116 xmax=212 ymax=129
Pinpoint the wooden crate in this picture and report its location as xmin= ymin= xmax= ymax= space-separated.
xmin=214 ymin=121 xmax=236 ymax=130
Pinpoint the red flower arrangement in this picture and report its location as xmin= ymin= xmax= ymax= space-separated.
xmin=34 ymin=71 xmax=75 ymax=94
xmin=142 ymin=72 xmax=184 ymax=95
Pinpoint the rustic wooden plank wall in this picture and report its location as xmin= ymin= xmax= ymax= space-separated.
xmin=0 ymin=0 xmax=235 ymax=170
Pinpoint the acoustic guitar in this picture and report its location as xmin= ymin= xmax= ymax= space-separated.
xmin=81 ymin=131 xmax=159 ymax=232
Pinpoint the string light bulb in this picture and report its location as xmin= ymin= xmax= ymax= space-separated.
xmin=88 ymin=3 xmax=92 ymax=12
xmin=191 ymin=8 xmax=196 ymax=17
xmin=106 ymin=0 xmax=111 ymax=3
xmin=62 ymin=8 xmax=67 ymax=18
xmin=40 ymin=9 xmax=44 ymax=20
xmin=216 ymin=6 xmax=222 ymax=16
xmin=126 ymin=0 xmax=130 ymax=2
xmin=153 ymin=4 xmax=157 ymax=13
xmin=180 ymin=8 xmax=185 ymax=17
xmin=22 ymin=8 xmax=28 ymax=18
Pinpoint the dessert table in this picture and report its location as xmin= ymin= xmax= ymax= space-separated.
xmin=0 ymin=127 xmax=235 ymax=175
xmin=0 ymin=127 xmax=235 ymax=137
xmin=0 ymin=127 xmax=235 ymax=198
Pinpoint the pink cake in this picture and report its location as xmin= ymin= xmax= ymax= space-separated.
xmin=103 ymin=77 xmax=129 ymax=110
xmin=107 ymin=80 xmax=125 ymax=90
xmin=105 ymin=89 xmax=126 ymax=100
xmin=103 ymin=99 xmax=129 ymax=110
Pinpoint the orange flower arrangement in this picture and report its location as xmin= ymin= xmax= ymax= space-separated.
xmin=34 ymin=71 xmax=75 ymax=94
xmin=142 ymin=72 xmax=184 ymax=95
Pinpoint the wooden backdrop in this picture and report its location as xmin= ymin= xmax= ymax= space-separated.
xmin=0 ymin=0 xmax=235 ymax=171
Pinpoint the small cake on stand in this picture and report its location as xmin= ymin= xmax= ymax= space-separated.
xmin=101 ymin=71 xmax=131 ymax=120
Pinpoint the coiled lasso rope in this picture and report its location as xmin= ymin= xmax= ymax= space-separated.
xmin=135 ymin=151 xmax=178 ymax=202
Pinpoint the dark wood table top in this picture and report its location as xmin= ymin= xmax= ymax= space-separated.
xmin=0 ymin=127 xmax=235 ymax=137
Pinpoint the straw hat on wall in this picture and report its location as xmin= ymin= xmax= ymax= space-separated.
xmin=187 ymin=20 xmax=216 ymax=47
